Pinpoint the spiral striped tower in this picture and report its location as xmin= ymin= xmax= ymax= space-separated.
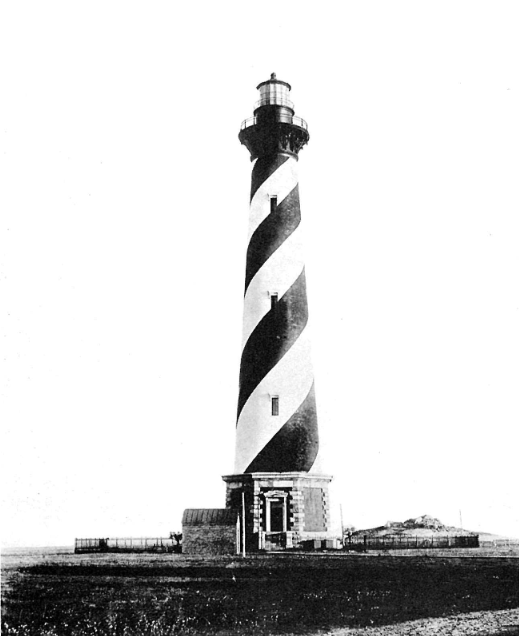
xmin=223 ymin=75 xmax=332 ymax=551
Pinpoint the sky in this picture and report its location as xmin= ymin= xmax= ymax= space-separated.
xmin=1 ymin=1 xmax=518 ymax=547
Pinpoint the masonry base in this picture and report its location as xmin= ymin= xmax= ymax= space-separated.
xmin=222 ymin=472 xmax=333 ymax=552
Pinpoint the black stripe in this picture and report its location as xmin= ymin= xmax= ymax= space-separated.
xmin=244 ymin=185 xmax=300 ymax=294
xmin=237 ymin=269 xmax=308 ymax=419
xmin=250 ymin=154 xmax=290 ymax=202
xmin=245 ymin=382 xmax=319 ymax=473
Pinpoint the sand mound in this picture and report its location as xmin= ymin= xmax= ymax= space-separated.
xmin=352 ymin=515 xmax=476 ymax=537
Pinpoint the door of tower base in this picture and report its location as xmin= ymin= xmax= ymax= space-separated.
xmin=260 ymin=531 xmax=293 ymax=551
xmin=222 ymin=472 xmax=333 ymax=551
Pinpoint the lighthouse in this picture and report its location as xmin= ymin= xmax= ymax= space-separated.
xmin=223 ymin=74 xmax=332 ymax=551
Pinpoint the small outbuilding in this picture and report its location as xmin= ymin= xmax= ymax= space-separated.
xmin=182 ymin=508 xmax=240 ymax=555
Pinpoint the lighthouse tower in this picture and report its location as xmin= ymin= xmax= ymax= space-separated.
xmin=223 ymin=75 xmax=332 ymax=551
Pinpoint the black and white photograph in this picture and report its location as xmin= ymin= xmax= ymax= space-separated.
xmin=2 ymin=1 xmax=518 ymax=634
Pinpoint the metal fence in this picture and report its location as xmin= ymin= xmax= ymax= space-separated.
xmin=345 ymin=534 xmax=479 ymax=551
xmin=75 ymin=537 xmax=177 ymax=554
xmin=479 ymin=538 xmax=519 ymax=549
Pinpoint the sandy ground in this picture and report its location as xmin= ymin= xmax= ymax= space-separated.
xmin=319 ymin=608 xmax=519 ymax=636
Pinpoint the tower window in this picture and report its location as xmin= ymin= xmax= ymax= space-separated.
xmin=271 ymin=396 xmax=279 ymax=416
xmin=270 ymin=196 xmax=277 ymax=213
xmin=270 ymin=292 xmax=278 ymax=311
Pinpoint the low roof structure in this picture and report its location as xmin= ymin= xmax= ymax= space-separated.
xmin=182 ymin=508 xmax=238 ymax=526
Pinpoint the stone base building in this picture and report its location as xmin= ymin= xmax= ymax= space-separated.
xmin=223 ymin=472 xmax=332 ymax=551
xmin=181 ymin=509 xmax=239 ymax=556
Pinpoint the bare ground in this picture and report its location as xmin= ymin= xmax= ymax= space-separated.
xmin=319 ymin=608 xmax=519 ymax=636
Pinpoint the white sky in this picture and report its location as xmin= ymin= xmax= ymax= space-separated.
xmin=1 ymin=1 xmax=518 ymax=547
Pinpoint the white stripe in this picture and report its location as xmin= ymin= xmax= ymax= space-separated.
xmin=308 ymin=448 xmax=323 ymax=475
xmin=248 ymin=157 xmax=298 ymax=240
xmin=241 ymin=226 xmax=305 ymax=348
xmin=234 ymin=327 xmax=314 ymax=473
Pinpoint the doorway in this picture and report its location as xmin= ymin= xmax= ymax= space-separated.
xmin=269 ymin=500 xmax=285 ymax=532
xmin=263 ymin=491 xmax=288 ymax=533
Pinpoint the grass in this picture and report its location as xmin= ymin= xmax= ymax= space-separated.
xmin=2 ymin=553 xmax=519 ymax=635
